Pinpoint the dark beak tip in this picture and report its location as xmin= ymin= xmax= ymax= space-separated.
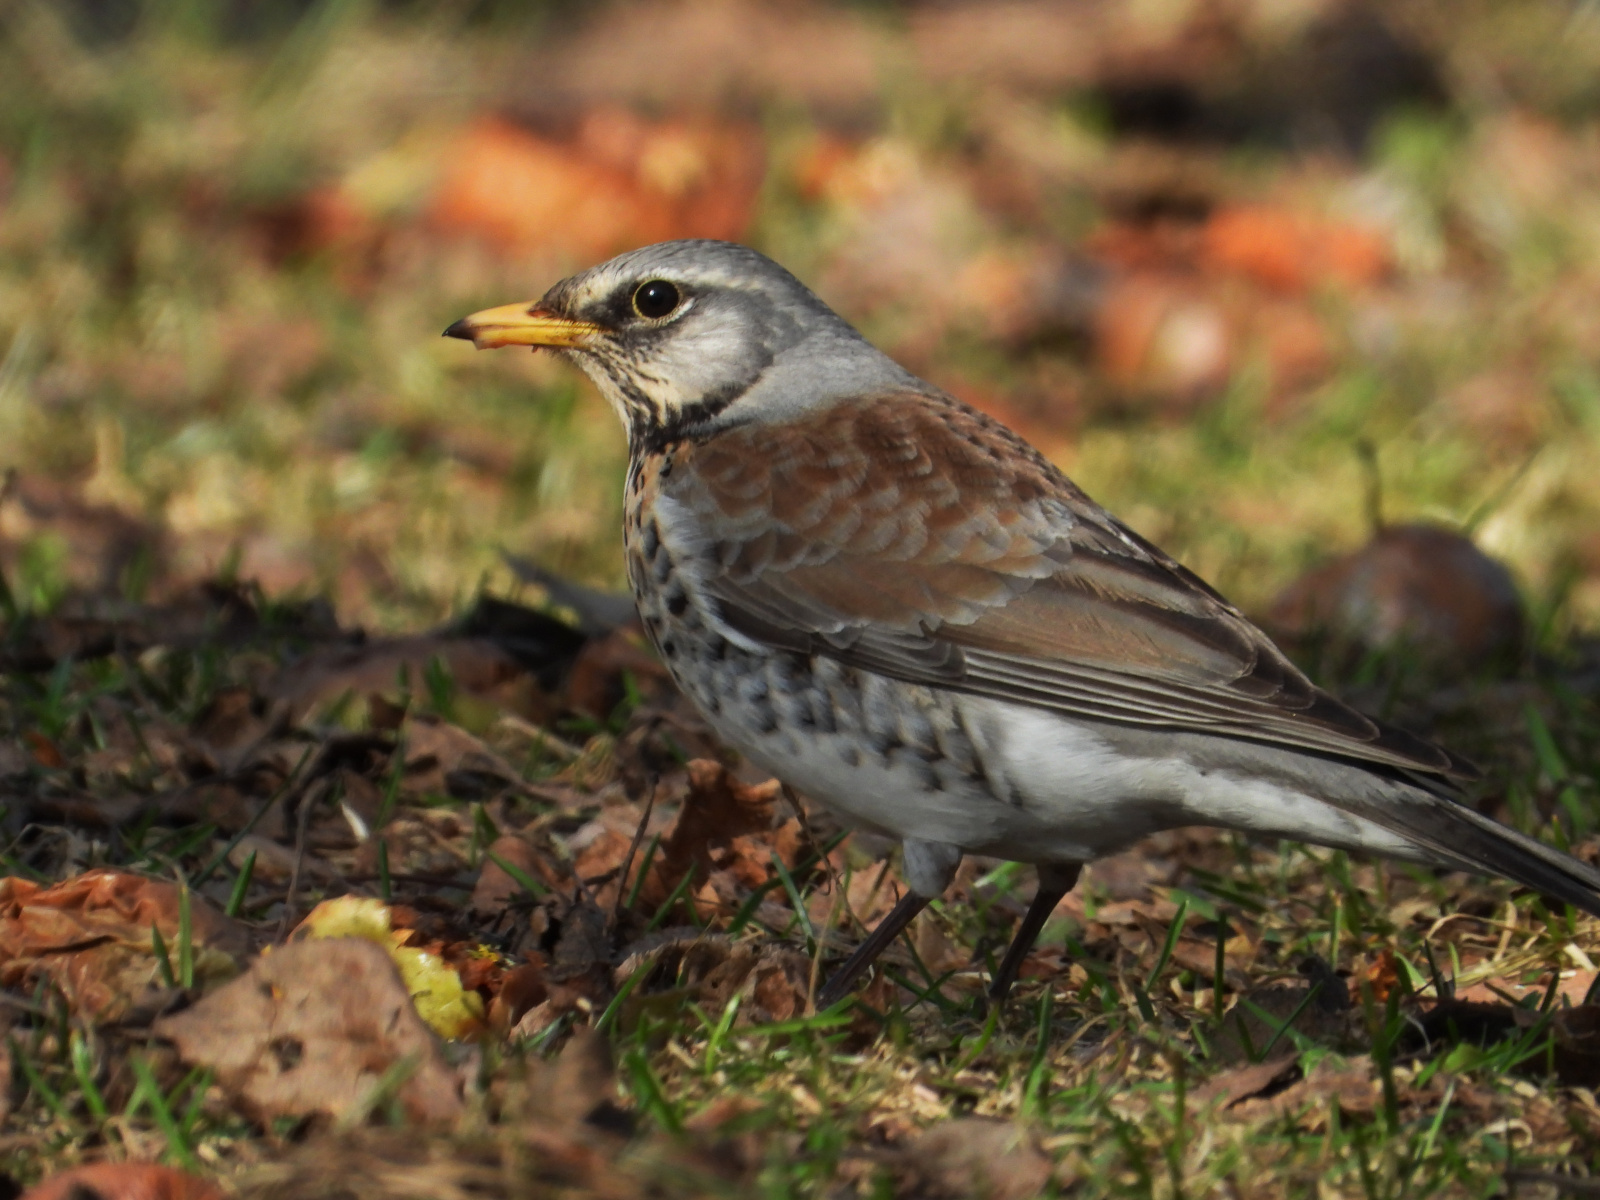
xmin=442 ymin=318 xmax=475 ymax=342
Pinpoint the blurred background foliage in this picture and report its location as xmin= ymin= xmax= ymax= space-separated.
xmin=3 ymin=0 xmax=1600 ymax=651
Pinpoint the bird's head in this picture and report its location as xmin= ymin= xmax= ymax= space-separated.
xmin=445 ymin=239 xmax=914 ymax=446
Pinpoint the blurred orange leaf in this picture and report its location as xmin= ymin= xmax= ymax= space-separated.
xmin=0 ymin=871 xmax=246 ymax=1021
xmin=21 ymin=1163 xmax=223 ymax=1200
xmin=1202 ymin=204 xmax=1390 ymax=294
xmin=428 ymin=112 xmax=763 ymax=259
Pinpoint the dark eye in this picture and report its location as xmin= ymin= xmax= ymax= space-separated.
xmin=632 ymin=279 xmax=681 ymax=320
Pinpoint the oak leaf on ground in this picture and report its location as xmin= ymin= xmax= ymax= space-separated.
xmin=0 ymin=870 xmax=246 ymax=1022
xmin=154 ymin=938 xmax=464 ymax=1125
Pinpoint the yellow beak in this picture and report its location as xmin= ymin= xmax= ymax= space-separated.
xmin=442 ymin=302 xmax=603 ymax=350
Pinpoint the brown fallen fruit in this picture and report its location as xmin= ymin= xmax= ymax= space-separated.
xmin=1267 ymin=524 xmax=1524 ymax=670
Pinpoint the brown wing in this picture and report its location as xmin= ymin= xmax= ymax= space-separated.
xmin=662 ymin=388 xmax=1476 ymax=781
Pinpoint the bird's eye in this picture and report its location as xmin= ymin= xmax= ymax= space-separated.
xmin=632 ymin=280 xmax=681 ymax=320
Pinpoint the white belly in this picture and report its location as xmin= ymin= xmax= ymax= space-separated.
xmin=716 ymin=693 xmax=1424 ymax=866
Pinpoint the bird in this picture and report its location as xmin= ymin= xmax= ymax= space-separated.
xmin=445 ymin=239 xmax=1600 ymax=1009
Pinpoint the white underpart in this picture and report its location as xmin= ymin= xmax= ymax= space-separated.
xmin=722 ymin=695 xmax=1423 ymax=869
xmin=972 ymin=704 xmax=1422 ymax=861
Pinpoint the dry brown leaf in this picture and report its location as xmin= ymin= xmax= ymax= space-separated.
xmin=522 ymin=1027 xmax=626 ymax=1132
xmin=544 ymin=896 xmax=614 ymax=1012
xmin=1213 ymin=980 xmax=1348 ymax=1066
xmin=637 ymin=760 xmax=795 ymax=920
xmin=400 ymin=715 xmax=523 ymax=799
xmin=1093 ymin=271 xmax=1233 ymax=402
xmin=1364 ymin=948 xmax=1402 ymax=1004
xmin=1456 ymin=969 xmax=1597 ymax=1007
xmin=610 ymin=935 xmax=815 ymax=1029
xmin=225 ymin=1023 xmax=753 ymax=1200
xmin=189 ymin=685 xmax=278 ymax=771
xmin=266 ymin=637 xmax=536 ymax=725
xmin=565 ymin=624 xmax=673 ymax=720
xmin=913 ymin=912 xmax=970 ymax=979
xmin=891 ymin=1117 xmax=1054 ymax=1200
xmin=748 ymin=948 xmax=813 ymax=1023
xmin=20 ymin=1163 xmax=224 ymax=1200
xmin=486 ymin=961 xmax=548 ymax=1033
xmin=226 ymin=834 xmax=304 ymax=885
xmin=1231 ymin=1056 xmax=1377 ymax=1123
xmin=154 ymin=938 xmax=464 ymax=1125
xmin=472 ymin=833 xmax=564 ymax=917
xmin=0 ymin=870 xmax=247 ymax=1021
xmin=1193 ymin=1054 xmax=1301 ymax=1110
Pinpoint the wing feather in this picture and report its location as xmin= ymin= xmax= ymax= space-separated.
xmin=667 ymin=388 xmax=1477 ymax=782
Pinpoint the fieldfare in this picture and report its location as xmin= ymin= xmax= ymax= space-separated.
xmin=446 ymin=240 xmax=1600 ymax=1008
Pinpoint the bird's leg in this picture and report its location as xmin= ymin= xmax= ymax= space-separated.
xmin=988 ymin=863 xmax=1082 ymax=1004
xmin=816 ymin=839 xmax=961 ymax=1009
xmin=816 ymin=890 xmax=929 ymax=1008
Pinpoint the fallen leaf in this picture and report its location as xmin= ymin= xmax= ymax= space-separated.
xmin=1213 ymin=978 xmax=1349 ymax=1065
xmin=20 ymin=1163 xmax=224 ymax=1200
xmin=486 ymin=961 xmax=548 ymax=1033
xmin=297 ymin=896 xmax=485 ymax=1039
xmin=890 ymin=1117 xmax=1054 ymax=1200
xmin=24 ymin=730 xmax=66 ymax=769
xmin=1193 ymin=1054 xmax=1301 ymax=1110
xmin=1093 ymin=272 xmax=1233 ymax=402
xmin=1365 ymin=948 xmax=1402 ymax=1005
xmin=155 ymin=938 xmax=464 ymax=1125
xmin=1455 ymin=969 xmax=1597 ymax=1007
xmin=265 ymin=636 xmax=536 ymax=726
xmin=225 ymin=834 xmax=303 ymax=885
xmin=565 ymin=624 xmax=672 ymax=721
xmin=544 ymin=894 xmax=614 ymax=1011
xmin=748 ymin=948 xmax=814 ymax=1023
xmin=521 ymin=1026 xmax=631 ymax=1136
xmin=472 ymin=833 xmax=563 ymax=917
xmin=637 ymin=760 xmax=798 ymax=921
xmin=189 ymin=685 xmax=278 ymax=772
xmin=399 ymin=715 xmax=522 ymax=801
xmin=913 ymin=911 xmax=970 ymax=979
xmin=1201 ymin=204 xmax=1391 ymax=294
xmin=1230 ymin=1056 xmax=1377 ymax=1122
xmin=0 ymin=870 xmax=246 ymax=1021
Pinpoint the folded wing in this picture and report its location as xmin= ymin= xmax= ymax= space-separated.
xmin=665 ymin=388 xmax=1476 ymax=782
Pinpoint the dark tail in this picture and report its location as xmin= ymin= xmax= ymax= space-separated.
xmin=1357 ymin=784 xmax=1600 ymax=921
